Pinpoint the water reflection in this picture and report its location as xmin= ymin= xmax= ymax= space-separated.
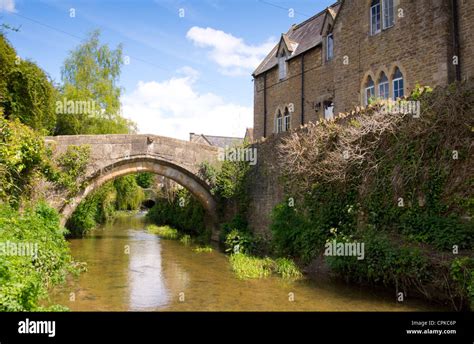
xmin=50 ymin=214 xmax=443 ymax=311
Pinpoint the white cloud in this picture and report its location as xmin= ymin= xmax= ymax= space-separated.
xmin=186 ymin=26 xmax=275 ymax=76
xmin=122 ymin=67 xmax=252 ymax=140
xmin=0 ymin=0 xmax=16 ymax=12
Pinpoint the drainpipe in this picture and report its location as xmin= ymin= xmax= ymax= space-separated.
xmin=451 ymin=0 xmax=461 ymax=81
xmin=301 ymin=53 xmax=305 ymax=125
xmin=263 ymin=72 xmax=267 ymax=138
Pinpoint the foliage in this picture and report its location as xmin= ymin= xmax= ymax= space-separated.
xmin=193 ymin=246 xmax=214 ymax=253
xmin=66 ymin=182 xmax=116 ymax=236
xmin=274 ymin=258 xmax=303 ymax=280
xmin=180 ymin=234 xmax=192 ymax=246
xmin=55 ymin=30 xmax=135 ymax=135
xmin=224 ymin=229 xmax=253 ymax=254
xmin=0 ymin=203 xmax=76 ymax=311
xmin=450 ymin=257 xmax=474 ymax=310
xmin=135 ymin=172 xmax=154 ymax=189
xmin=146 ymin=224 xmax=178 ymax=240
xmin=0 ymin=115 xmax=48 ymax=206
xmin=146 ymin=188 xmax=207 ymax=238
xmin=229 ymin=253 xmax=273 ymax=280
xmin=325 ymin=228 xmax=429 ymax=291
xmin=213 ymin=159 xmax=250 ymax=206
xmin=114 ymin=175 xmax=144 ymax=211
xmin=0 ymin=34 xmax=57 ymax=134
xmin=271 ymin=81 xmax=474 ymax=308
xmin=54 ymin=145 xmax=91 ymax=195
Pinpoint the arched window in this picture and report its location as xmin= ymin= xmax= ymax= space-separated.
xmin=284 ymin=107 xmax=291 ymax=131
xmin=364 ymin=76 xmax=375 ymax=105
xmin=278 ymin=51 xmax=287 ymax=80
xmin=276 ymin=110 xmax=283 ymax=133
xmin=370 ymin=0 xmax=381 ymax=35
xmin=378 ymin=72 xmax=389 ymax=99
xmin=392 ymin=68 xmax=404 ymax=99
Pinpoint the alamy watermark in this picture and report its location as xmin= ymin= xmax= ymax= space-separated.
xmin=218 ymin=145 xmax=257 ymax=166
xmin=0 ymin=241 xmax=38 ymax=258
xmin=56 ymin=97 xmax=96 ymax=115
xmin=380 ymin=99 xmax=421 ymax=118
xmin=324 ymin=240 xmax=365 ymax=260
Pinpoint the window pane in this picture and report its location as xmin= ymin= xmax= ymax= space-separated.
xmin=379 ymin=82 xmax=389 ymax=99
xmin=365 ymin=86 xmax=375 ymax=105
xmin=327 ymin=34 xmax=334 ymax=60
xmin=371 ymin=4 xmax=381 ymax=35
xmin=383 ymin=0 xmax=394 ymax=29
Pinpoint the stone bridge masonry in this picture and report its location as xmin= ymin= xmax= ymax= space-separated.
xmin=44 ymin=134 xmax=219 ymax=236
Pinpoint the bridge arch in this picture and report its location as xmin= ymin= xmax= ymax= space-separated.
xmin=59 ymin=155 xmax=218 ymax=233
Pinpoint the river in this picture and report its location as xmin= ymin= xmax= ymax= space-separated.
xmin=50 ymin=213 xmax=443 ymax=311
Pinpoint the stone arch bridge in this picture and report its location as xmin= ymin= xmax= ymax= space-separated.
xmin=44 ymin=134 xmax=219 ymax=235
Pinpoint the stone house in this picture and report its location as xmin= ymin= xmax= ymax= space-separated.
xmin=253 ymin=0 xmax=474 ymax=140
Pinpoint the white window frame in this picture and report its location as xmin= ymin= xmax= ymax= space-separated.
xmin=382 ymin=0 xmax=395 ymax=29
xmin=365 ymin=86 xmax=375 ymax=105
xmin=393 ymin=77 xmax=404 ymax=99
xmin=326 ymin=33 xmax=334 ymax=61
xmin=276 ymin=111 xmax=283 ymax=133
xmin=371 ymin=1 xmax=381 ymax=35
xmin=378 ymin=74 xmax=389 ymax=99
xmin=283 ymin=109 xmax=291 ymax=131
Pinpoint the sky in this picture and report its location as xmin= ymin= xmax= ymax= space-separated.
xmin=0 ymin=0 xmax=335 ymax=140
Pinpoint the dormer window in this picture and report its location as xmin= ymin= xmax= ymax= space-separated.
xmin=326 ymin=33 xmax=334 ymax=61
xmin=278 ymin=51 xmax=287 ymax=80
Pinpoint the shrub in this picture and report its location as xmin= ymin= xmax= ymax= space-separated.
xmin=450 ymin=257 xmax=474 ymax=310
xmin=66 ymin=182 xmax=116 ymax=236
xmin=135 ymin=172 xmax=154 ymax=189
xmin=274 ymin=258 xmax=303 ymax=280
xmin=180 ymin=234 xmax=192 ymax=246
xmin=114 ymin=175 xmax=145 ymax=211
xmin=193 ymin=246 xmax=213 ymax=253
xmin=146 ymin=225 xmax=178 ymax=240
xmin=0 ymin=203 xmax=76 ymax=311
xmin=0 ymin=115 xmax=48 ymax=206
xmin=229 ymin=253 xmax=273 ymax=279
xmin=146 ymin=188 xmax=206 ymax=238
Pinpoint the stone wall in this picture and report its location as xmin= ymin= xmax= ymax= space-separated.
xmin=253 ymin=0 xmax=472 ymax=139
xmin=333 ymin=0 xmax=454 ymax=114
xmin=459 ymin=0 xmax=474 ymax=80
xmin=245 ymin=135 xmax=286 ymax=237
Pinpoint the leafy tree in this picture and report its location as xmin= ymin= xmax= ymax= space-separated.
xmin=136 ymin=172 xmax=154 ymax=189
xmin=0 ymin=34 xmax=56 ymax=134
xmin=55 ymin=30 xmax=135 ymax=135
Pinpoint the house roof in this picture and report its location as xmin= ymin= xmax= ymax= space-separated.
xmin=252 ymin=2 xmax=341 ymax=77
xmin=189 ymin=133 xmax=244 ymax=148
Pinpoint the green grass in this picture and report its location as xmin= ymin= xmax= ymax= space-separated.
xmin=274 ymin=258 xmax=303 ymax=280
xmin=193 ymin=246 xmax=214 ymax=253
xmin=229 ymin=253 xmax=273 ymax=279
xmin=180 ymin=234 xmax=192 ymax=246
xmin=146 ymin=225 xmax=178 ymax=239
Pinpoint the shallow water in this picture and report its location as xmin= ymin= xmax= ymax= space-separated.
xmin=50 ymin=214 xmax=443 ymax=311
